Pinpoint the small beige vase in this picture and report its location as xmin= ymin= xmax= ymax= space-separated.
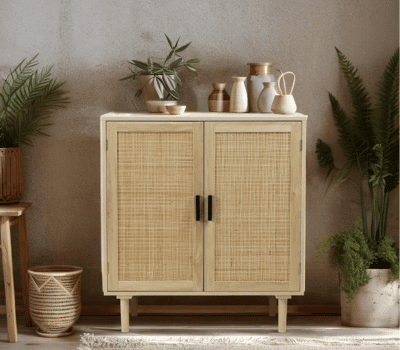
xmin=230 ymin=77 xmax=248 ymax=113
xmin=257 ymin=82 xmax=278 ymax=113
xmin=271 ymin=71 xmax=297 ymax=114
xmin=341 ymin=269 xmax=399 ymax=327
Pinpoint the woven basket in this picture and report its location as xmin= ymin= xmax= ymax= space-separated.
xmin=28 ymin=265 xmax=83 ymax=337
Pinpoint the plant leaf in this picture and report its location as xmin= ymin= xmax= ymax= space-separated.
xmin=164 ymin=33 xmax=173 ymax=48
xmin=315 ymin=139 xmax=336 ymax=178
xmin=130 ymin=60 xmax=149 ymax=70
xmin=186 ymin=58 xmax=200 ymax=64
xmin=335 ymin=47 xmax=374 ymax=156
xmin=175 ymin=42 xmax=191 ymax=53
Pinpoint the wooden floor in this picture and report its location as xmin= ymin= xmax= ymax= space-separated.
xmin=0 ymin=314 xmax=398 ymax=349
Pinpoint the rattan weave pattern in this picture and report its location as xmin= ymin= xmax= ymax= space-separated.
xmin=117 ymin=132 xmax=194 ymax=282
xmin=214 ymin=132 xmax=291 ymax=282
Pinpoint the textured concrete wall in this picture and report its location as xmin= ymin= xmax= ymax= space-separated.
xmin=0 ymin=0 xmax=398 ymax=307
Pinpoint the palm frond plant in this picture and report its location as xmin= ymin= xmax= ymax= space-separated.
xmin=0 ymin=54 xmax=69 ymax=203
xmin=316 ymin=48 xmax=399 ymax=301
xmin=0 ymin=54 xmax=70 ymax=147
xmin=121 ymin=33 xmax=199 ymax=100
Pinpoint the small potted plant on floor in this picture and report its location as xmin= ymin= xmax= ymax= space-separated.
xmin=316 ymin=47 xmax=399 ymax=327
xmin=0 ymin=54 xmax=69 ymax=203
xmin=121 ymin=33 xmax=199 ymax=112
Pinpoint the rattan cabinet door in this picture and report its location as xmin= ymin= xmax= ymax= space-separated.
xmin=204 ymin=122 xmax=302 ymax=292
xmin=107 ymin=122 xmax=203 ymax=292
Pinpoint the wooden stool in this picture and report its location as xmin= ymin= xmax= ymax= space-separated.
xmin=0 ymin=203 xmax=32 ymax=343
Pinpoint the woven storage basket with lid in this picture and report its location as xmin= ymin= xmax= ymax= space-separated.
xmin=28 ymin=265 xmax=82 ymax=337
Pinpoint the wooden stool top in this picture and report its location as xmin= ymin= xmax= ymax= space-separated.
xmin=0 ymin=203 xmax=32 ymax=217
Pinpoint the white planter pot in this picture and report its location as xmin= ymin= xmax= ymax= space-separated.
xmin=341 ymin=269 xmax=399 ymax=327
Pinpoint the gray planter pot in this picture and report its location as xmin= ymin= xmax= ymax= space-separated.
xmin=341 ymin=269 xmax=399 ymax=327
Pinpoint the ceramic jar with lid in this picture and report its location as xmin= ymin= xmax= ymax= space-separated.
xmin=208 ymin=83 xmax=230 ymax=112
xmin=247 ymin=62 xmax=277 ymax=112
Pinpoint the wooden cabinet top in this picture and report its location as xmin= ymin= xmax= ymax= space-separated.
xmin=101 ymin=111 xmax=308 ymax=122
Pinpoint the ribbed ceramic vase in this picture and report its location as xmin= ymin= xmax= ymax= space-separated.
xmin=257 ymin=82 xmax=278 ymax=113
xmin=230 ymin=77 xmax=248 ymax=113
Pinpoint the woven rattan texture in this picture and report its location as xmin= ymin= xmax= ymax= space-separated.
xmin=214 ymin=132 xmax=291 ymax=282
xmin=117 ymin=132 xmax=194 ymax=281
xmin=28 ymin=266 xmax=82 ymax=335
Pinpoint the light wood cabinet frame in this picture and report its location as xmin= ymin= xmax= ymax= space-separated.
xmin=100 ymin=112 xmax=308 ymax=333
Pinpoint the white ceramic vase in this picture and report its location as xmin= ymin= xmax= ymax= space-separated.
xmin=271 ymin=71 xmax=297 ymax=115
xmin=230 ymin=77 xmax=248 ymax=113
xmin=340 ymin=269 xmax=399 ymax=327
xmin=257 ymin=82 xmax=278 ymax=113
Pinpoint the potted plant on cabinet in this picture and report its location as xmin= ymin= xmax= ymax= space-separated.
xmin=121 ymin=33 xmax=199 ymax=112
xmin=316 ymin=47 xmax=399 ymax=327
xmin=0 ymin=54 xmax=69 ymax=203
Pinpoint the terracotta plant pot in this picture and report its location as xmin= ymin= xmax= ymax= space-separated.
xmin=0 ymin=148 xmax=23 ymax=203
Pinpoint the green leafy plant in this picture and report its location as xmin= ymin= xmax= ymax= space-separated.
xmin=316 ymin=47 xmax=399 ymax=299
xmin=317 ymin=221 xmax=399 ymax=303
xmin=0 ymin=54 xmax=70 ymax=148
xmin=121 ymin=34 xmax=199 ymax=100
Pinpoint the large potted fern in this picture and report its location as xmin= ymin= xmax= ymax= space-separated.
xmin=0 ymin=54 xmax=69 ymax=203
xmin=316 ymin=47 xmax=399 ymax=327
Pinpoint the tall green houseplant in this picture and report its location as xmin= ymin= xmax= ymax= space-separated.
xmin=0 ymin=54 xmax=69 ymax=203
xmin=316 ymin=48 xmax=399 ymax=293
xmin=0 ymin=54 xmax=70 ymax=147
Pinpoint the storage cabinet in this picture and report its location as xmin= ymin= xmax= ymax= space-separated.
xmin=101 ymin=112 xmax=307 ymax=333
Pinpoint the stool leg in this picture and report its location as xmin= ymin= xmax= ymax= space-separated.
xmin=18 ymin=213 xmax=32 ymax=327
xmin=1 ymin=216 xmax=18 ymax=342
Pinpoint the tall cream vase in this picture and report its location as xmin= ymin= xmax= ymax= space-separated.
xmin=230 ymin=77 xmax=248 ymax=113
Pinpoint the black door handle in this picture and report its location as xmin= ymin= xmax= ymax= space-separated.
xmin=195 ymin=195 xmax=201 ymax=221
xmin=208 ymin=195 xmax=213 ymax=221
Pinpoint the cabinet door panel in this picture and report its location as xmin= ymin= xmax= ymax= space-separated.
xmin=205 ymin=122 xmax=302 ymax=292
xmin=107 ymin=122 xmax=203 ymax=292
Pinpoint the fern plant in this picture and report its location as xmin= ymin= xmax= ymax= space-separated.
xmin=316 ymin=48 xmax=399 ymax=295
xmin=0 ymin=54 xmax=70 ymax=148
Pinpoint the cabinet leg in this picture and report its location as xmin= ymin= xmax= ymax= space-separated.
xmin=130 ymin=296 xmax=138 ymax=317
xmin=118 ymin=297 xmax=131 ymax=333
xmin=276 ymin=295 xmax=291 ymax=333
xmin=268 ymin=296 xmax=277 ymax=317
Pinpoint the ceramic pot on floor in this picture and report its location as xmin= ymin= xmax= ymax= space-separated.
xmin=340 ymin=269 xmax=399 ymax=327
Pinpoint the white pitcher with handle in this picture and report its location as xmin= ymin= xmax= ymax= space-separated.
xmin=271 ymin=71 xmax=297 ymax=114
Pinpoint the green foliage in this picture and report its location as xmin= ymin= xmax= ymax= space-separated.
xmin=121 ymin=34 xmax=199 ymax=100
xmin=316 ymin=48 xmax=399 ymax=300
xmin=315 ymin=48 xmax=399 ymax=242
xmin=374 ymin=236 xmax=400 ymax=282
xmin=0 ymin=54 xmax=70 ymax=148
xmin=317 ymin=221 xmax=375 ymax=302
